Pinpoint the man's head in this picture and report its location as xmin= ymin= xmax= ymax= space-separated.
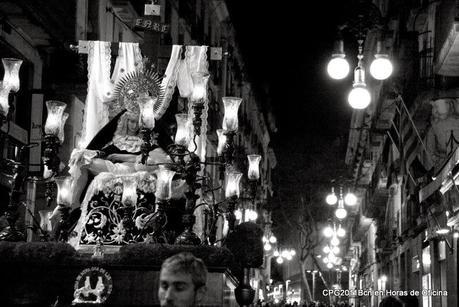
xmin=158 ymin=252 xmax=207 ymax=307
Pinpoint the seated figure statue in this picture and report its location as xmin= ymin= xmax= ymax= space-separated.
xmin=64 ymin=107 xmax=188 ymax=247
xmin=67 ymin=107 xmax=189 ymax=214
xmin=68 ymin=110 xmax=175 ymax=209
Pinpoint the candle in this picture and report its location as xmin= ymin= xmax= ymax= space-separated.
xmin=138 ymin=96 xmax=156 ymax=129
xmin=55 ymin=176 xmax=73 ymax=206
xmin=225 ymin=171 xmax=242 ymax=198
xmin=44 ymin=100 xmax=67 ymax=136
xmin=2 ymin=58 xmax=23 ymax=93
xmin=122 ymin=177 xmax=138 ymax=206
xmin=155 ymin=166 xmax=176 ymax=200
xmin=222 ymin=97 xmax=242 ymax=132
xmin=247 ymin=154 xmax=262 ymax=180
xmin=174 ymin=113 xmax=191 ymax=146
xmin=190 ymin=72 xmax=209 ymax=103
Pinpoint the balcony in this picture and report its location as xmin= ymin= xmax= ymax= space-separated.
xmin=111 ymin=0 xmax=138 ymax=24
xmin=362 ymin=163 xmax=389 ymax=219
xmin=434 ymin=0 xmax=459 ymax=76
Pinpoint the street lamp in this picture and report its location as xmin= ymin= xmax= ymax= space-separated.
xmin=327 ymin=40 xmax=350 ymax=80
xmin=323 ymin=222 xmax=346 ymax=238
xmin=327 ymin=1 xmax=392 ymax=109
xmin=335 ymin=198 xmax=347 ymax=220
xmin=275 ymin=248 xmax=295 ymax=264
xmin=336 ymin=224 xmax=346 ymax=237
xmin=348 ymin=48 xmax=371 ymax=109
xmin=344 ymin=189 xmax=357 ymax=206
xmin=330 ymin=235 xmax=340 ymax=246
xmin=369 ymin=42 xmax=393 ymax=80
xmin=326 ymin=187 xmax=338 ymax=205
xmin=325 ymin=185 xmax=357 ymax=220
xmin=264 ymin=242 xmax=272 ymax=251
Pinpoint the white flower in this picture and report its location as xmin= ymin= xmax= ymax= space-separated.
xmin=111 ymin=222 xmax=126 ymax=244
xmin=85 ymin=233 xmax=97 ymax=244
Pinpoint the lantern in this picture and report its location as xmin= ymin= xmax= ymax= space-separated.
xmin=138 ymin=96 xmax=156 ymax=129
xmin=2 ymin=58 xmax=23 ymax=93
xmin=222 ymin=97 xmax=242 ymax=131
xmin=155 ymin=166 xmax=176 ymax=200
xmin=44 ymin=101 xmax=67 ymax=136
xmin=190 ymin=72 xmax=209 ymax=103
xmin=174 ymin=113 xmax=191 ymax=146
xmin=225 ymin=171 xmax=242 ymax=198
xmin=247 ymin=154 xmax=261 ymax=180
xmin=55 ymin=176 xmax=73 ymax=206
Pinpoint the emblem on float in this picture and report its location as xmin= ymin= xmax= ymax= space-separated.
xmin=73 ymin=267 xmax=113 ymax=304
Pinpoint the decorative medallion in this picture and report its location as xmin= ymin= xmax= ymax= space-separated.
xmin=72 ymin=267 xmax=113 ymax=304
xmin=112 ymin=68 xmax=164 ymax=118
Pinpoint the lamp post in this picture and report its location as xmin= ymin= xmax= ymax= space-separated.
xmin=325 ymin=185 xmax=357 ymax=220
xmin=326 ymin=0 xmax=392 ymax=109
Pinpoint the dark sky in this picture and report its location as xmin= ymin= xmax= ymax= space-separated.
xmin=226 ymin=2 xmax=358 ymax=231
xmin=227 ymin=1 xmax=354 ymax=148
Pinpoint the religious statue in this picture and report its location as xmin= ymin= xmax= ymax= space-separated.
xmin=68 ymin=110 xmax=174 ymax=208
xmin=53 ymin=43 xmax=212 ymax=248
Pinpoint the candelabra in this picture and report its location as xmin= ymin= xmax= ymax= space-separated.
xmin=134 ymin=72 xmax=264 ymax=246
xmin=0 ymin=58 xmax=64 ymax=241
xmin=0 ymin=58 xmax=68 ymax=242
xmin=326 ymin=0 xmax=393 ymax=109
xmin=0 ymin=58 xmax=27 ymax=241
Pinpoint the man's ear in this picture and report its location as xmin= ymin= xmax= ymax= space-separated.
xmin=195 ymin=286 xmax=207 ymax=303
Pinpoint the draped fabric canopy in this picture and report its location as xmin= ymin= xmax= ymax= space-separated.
xmin=80 ymin=42 xmax=143 ymax=148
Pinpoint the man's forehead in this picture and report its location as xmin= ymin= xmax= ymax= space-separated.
xmin=160 ymin=268 xmax=193 ymax=283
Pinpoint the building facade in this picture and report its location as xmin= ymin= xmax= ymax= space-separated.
xmin=345 ymin=1 xmax=459 ymax=307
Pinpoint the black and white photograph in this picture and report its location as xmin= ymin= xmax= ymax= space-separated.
xmin=0 ymin=1 xmax=455 ymax=306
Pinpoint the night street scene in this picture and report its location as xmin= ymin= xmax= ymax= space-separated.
xmin=0 ymin=0 xmax=458 ymax=306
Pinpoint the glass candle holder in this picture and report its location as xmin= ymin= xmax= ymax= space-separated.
xmin=39 ymin=209 xmax=53 ymax=232
xmin=174 ymin=113 xmax=191 ymax=146
xmin=138 ymin=96 xmax=156 ymax=129
xmin=216 ymin=129 xmax=227 ymax=156
xmin=222 ymin=97 xmax=242 ymax=131
xmin=0 ymin=82 xmax=10 ymax=117
xmin=44 ymin=100 xmax=67 ymax=136
xmin=122 ymin=177 xmax=138 ymax=206
xmin=155 ymin=166 xmax=176 ymax=200
xmin=58 ymin=112 xmax=69 ymax=143
xmin=190 ymin=72 xmax=210 ymax=104
xmin=225 ymin=171 xmax=242 ymax=198
xmin=55 ymin=176 xmax=73 ymax=206
xmin=2 ymin=58 xmax=23 ymax=93
xmin=247 ymin=154 xmax=262 ymax=180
